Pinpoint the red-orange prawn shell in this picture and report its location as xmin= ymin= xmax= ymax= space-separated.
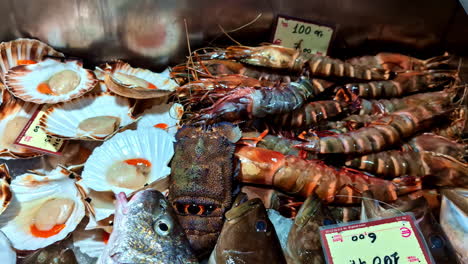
xmin=235 ymin=146 xmax=419 ymax=204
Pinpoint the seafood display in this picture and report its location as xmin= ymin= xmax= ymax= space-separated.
xmin=0 ymin=34 xmax=465 ymax=264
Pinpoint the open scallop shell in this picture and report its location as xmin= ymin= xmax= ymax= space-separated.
xmin=137 ymin=103 xmax=184 ymax=135
xmin=82 ymin=128 xmax=175 ymax=195
xmin=0 ymin=164 xmax=12 ymax=216
xmin=0 ymin=231 xmax=16 ymax=264
xmin=73 ymin=219 xmax=109 ymax=258
xmin=5 ymin=58 xmax=97 ymax=104
xmin=39 ymin=92 xmax=136 ymax=140
xmin=0 ymin=38 xmax=64 ymax=83
xmin=0 ymin=90 xmax=42 ymax=159
xmin=98 ymin=60 xmax=178 ymax=99
xmin=0 ymin=167 xmax=86 ymax=250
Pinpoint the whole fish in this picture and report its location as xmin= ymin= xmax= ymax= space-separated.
xmin=286 ymin=195 xmax=336 ymax=264
xmin=361 ymin=191 xmax=459 ymax=264
xmin=98 ymin=189 xmax=198 ymax=264
xmin=209 ymin=198 xmax=286 ymax=264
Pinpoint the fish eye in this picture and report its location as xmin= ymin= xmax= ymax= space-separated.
xmin=323 ymin=218 xmax=334 ymax=225
xmin=255 ymin=220 xmax=268 ymax=232
xmin=154 ymin=219 xmax=172 ymax=236
xmin=430 ymin=235 xmax=444 ymax=249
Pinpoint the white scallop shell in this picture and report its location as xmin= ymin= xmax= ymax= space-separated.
xmin=82 ymin=128 xmax=175 ymax=195
xmin=76 ymin=180 xmax=115 ymax=222
xmin=5 ymin=58 xmax=97 ymax=104
xmin=0 ymin=167 xmax=86 ymax=250
xmin=73 ymin=224 xmax=109 ymax=258
xmin=0 ymin=38 xmax=64 ymax=83
xmin=39 ymin=92 xmax=136 ymax=140
xmin=0 ymin=90 xmax=42 ymax=159
xmin=0 ymin=164 xmax=12 ymax=216
xmin=137 ymin=103 xmax=184 ymax=135
xmin=0 ymin=231 xmax=15 ymax=264
xmin=98 ymin=61 xmax=178 ymax=99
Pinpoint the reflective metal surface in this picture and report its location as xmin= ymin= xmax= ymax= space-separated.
xmin=0 ymin=0 xmax=465 ymax=69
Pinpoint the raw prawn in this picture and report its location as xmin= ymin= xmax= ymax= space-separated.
xmin=201 ymin=45 xmax=390 ymax=81
xmin=175 ymin=74 xmax=266 ymax=105
xmin=240 ymin=131 xmax=316 ymax=159
xmin=432 ymin=106 xmax=466 ymax=142
xmin=296 ymin=103 xmax=451 ymax=154
xmin=347 ymin=52 xmax=455 ymax=72
xmin=235 ymin=146 xmax=421 ymax=204
xmin=197 ymin=78 xmax=333 ymax=122
xmin=343 ymin=71 xmax=456 ymax=99
xmin=171 ymin=60 xmax=295 ymax=84
xmin=269 ymin=100 xmax=357 ymax=128
xmin=357 ymin=91 xmax=454 ymax=115
xmin=345 ymin=151 xmax=468 ymax=188
xmin=401 ymin=133 xmax=466 ymax=161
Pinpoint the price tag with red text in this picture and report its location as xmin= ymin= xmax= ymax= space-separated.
xmin=320 ymin=214 xmax=434 ymax=264
xmin=14 ymin=105 xmax=65 ymax=155
xmin=272 ymin=15 xmax=334 ymax=55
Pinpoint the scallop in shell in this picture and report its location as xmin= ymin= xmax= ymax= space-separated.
xmin=0 ymin=38 xmax=64 ymax=83
xmin=137 ymin=103 xmax=184 ymax=135
xmin=82 ymin=128 xmax=175 ymax=195
xmin=0 ymin=231 xmax=15 ymax=264
xmin=99 ymin=60 xmax=178 ymax=99
xmin=5 ymin=58 xmax=97 ymax=104
xmin=0 ymin=90 xmax=42 ymax=159
xmin=0 ymin=164 xmax=12 ymax=216
xmin=0 ymin=166 xmax=86 ymax=250
xmin=39 ymin=92 xmax=136 ymax=140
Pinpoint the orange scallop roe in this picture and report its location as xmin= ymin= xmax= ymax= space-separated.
xmin=17 ymin=60 xmax=37 ymax=65
xmin=147 ymin=82 xmax=157 ymax=89
xmin=154 ymin=123 xmax=169 ymax=130
xmin=124 ymin=158 xmax=152 ymax=167
xmin=30 ymin=224 xmax=65 ymax=238
xmin=37 ymin=83 xmax=55 ymax=95
xmin=102 ymin=231 xmax=110 ymax=244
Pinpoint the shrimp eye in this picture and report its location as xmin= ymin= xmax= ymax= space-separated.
xmin=430 ymin=235 xmax=444 ymax=249
xmin=323 ymin=218 xmax=334 ymax=225
xmin=255 ymin=220 xmax=268 ymax=232
xmin=155 ymin=219 xmax=172 ymax=236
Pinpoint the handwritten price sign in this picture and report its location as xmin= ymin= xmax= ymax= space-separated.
xmin=320 ymin=215 xmax=434 ymax=264
xmin=272 ymin=15 xmax=334 ymax=55
xmin=14 ymin=105 xmax=65 ymax=155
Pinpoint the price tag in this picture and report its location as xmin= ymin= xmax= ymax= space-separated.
xmin=14 ymin=105 xmax=65 ymax=155
xmin=272 ymin=15 xmax=334 ymax=55
xmin=320 ymin=214 xmax=434 ymax=264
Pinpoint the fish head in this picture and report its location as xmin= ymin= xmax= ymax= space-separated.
xmin=106 ymin=189 xmax=196 ymax=263
xmin=214 ymin=198 xmax=285 ymax=263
